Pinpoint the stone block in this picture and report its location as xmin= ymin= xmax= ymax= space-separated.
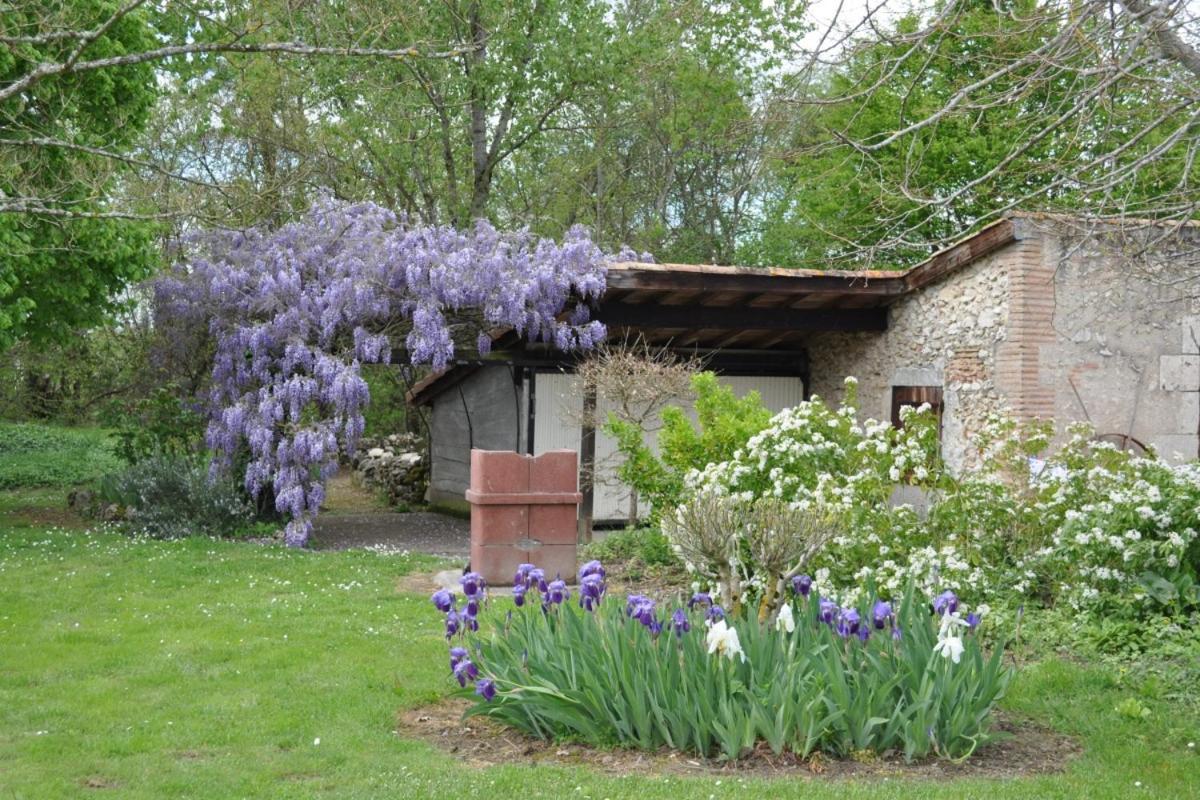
xmin=466 ymin=448 xmax=580 ymax=585
xmin=1179 ymin=391 xmax=1200 ymax=435
xmin=529 ymin=449 xmax=578 ymax=493
xmin=1185 ymin=316 xmax=1200 ymax=355
xmin=529 ymin=504 xmax=579 ymax=546
xmin=471 ymin=541 xmax=577 ymax=586
xmin=1149 ymin=434 xmax=1200 ymax=464
xmin=1160 ymin=355 xmax=1200 ymax=391
xmin=470 ymin=504 xmax=529 ymax=546
xmin=469 ymin=449 xmax=529 ymax=493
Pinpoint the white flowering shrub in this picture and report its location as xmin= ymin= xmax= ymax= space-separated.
xmin=995 ymin=424 xmax=1200 ymax=614
xmin=672 ymin=379 xmax=1200 ymax=621
xmin=678 ymin=378 xmax=959 ymax=606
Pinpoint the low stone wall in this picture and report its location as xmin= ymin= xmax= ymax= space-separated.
xmin=351 ymin=433 xmax=430 ymax=507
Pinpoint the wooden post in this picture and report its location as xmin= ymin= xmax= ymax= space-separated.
xmin=578 ymin=379 xmax=597 ymax=544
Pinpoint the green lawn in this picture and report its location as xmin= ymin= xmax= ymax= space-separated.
xmin=1 ymin=496 xmax=1198 ymax=798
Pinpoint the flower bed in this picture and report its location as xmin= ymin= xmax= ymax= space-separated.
xmin=432 ymin=561 xmax=1010 ymax=762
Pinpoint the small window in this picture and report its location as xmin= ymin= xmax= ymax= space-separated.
xmin=891 ymin=386 xmax=944 ymax=432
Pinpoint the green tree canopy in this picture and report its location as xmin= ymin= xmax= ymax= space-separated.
xmin=0 ymin=0 xmax=158 ymax=347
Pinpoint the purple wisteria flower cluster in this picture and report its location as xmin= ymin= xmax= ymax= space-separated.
xmin=154 ymin=196 xmax=629 ymax=545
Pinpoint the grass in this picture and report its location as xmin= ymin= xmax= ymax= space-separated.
xmin=0 ymin=423 xmax=122 ymax=489
xmin=0 ymin=493 xmax=1198 ymax=798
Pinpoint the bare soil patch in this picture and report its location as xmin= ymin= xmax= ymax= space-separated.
xmin=397 ymin=699 xmax=1080 ymax=781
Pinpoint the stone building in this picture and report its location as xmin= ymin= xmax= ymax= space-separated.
xmin=408 ymin=213 xmax=1199 ymax=522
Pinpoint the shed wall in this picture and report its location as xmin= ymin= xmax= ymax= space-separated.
xmin=810 ymin=217 xmax=1200 ymax=468
xmin=807 ymin=237 xmax=1015 ymax=471
xmin=428 ymin=366 xmax=525 ymax=508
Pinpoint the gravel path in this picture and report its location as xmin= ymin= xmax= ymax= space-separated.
xmin=310 ymin=510 xmax=469 ymax=556
xmin=308 ymin=474 xmax=469 ymax=556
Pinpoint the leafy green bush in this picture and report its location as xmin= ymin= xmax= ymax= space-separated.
xmin=97 ymin=455 xmax=255 ymax=539
xmin=584 ymin=527 xmax=678 ymax=569
xmin=0 ymin=423 xmax=123 ymax=489
xmin=441 ymin=568 xmax=1009 ymax=762
xmin=607 ymin=372 xmax=773 ymax=518
xmin=106 ymin=385 xmax=206 ymax=464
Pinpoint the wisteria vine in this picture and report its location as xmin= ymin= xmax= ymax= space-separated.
xmin=154 ymin=197 xmax=633 ymax=545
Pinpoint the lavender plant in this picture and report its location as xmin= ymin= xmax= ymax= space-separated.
xmin=433 ymin=561 xmax=1010 ymax=762
xmin=155 ymin=197 xmax=627 ymax=545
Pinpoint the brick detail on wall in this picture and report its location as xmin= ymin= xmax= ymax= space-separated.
xmin=994 ymin=237 xmax=1056 ymax=420
xmin=945 ymin=349 xmax=987 ymax=385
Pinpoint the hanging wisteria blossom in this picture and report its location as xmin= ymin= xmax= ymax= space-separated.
xmin=154 ymin=196 xmax=631 ymax=545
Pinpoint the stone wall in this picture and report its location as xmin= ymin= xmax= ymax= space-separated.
xmin=807 ymin=239 xmax=1015 ymax=471
xmin=809 ymin=216 xmax=1200 ymax=468
xmin=351 ymin=433 xmax=429 ymax=507
xmin=1035 ymin=220 xmax=1200 ymax=461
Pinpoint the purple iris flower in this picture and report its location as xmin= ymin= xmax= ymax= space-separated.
xmin=460 ymin=572 xmax=485 ymax=599
xmin=706 ymin=604 xmax=726 ymax=623
xmin=513 ymin=584 xmax=526 ymax=607
xmin=432 ymin=589 xmax=454 ymax=613
xmin=514 ymin=563 xmax=536 ymax=588
xmin=872 ymin=600 xmax=893 ymax=630
xmin=792 ymin=575 xmax=813 ymax=597
xmin=453 ymin=658 xmax=478 ymax=687
xmin=839 ymin=608 xmax=861 ymax=636
xmin=579 ymin=560 xmax=605 ymax=580
xmin=933 ymin=590 xmax=959 ymax=616
xmin=627 ymin=595 xmax=656 ymax=626
xmin=445 ymin=608 xmax=461 ymax=639
xmin=857 ymin=626 xmax=870 ymax=642
xmin=449 ymin=646 xmax=468 ymax=670
xmin=671 ymin=608 xmax=690 ymax=637
xmin=547 ymin=578 xmax=568 ymax=605
xmin=688 ymin=592 xmax=712 ymax=610
xmin=464 ymin=614 xmax=479 ymax=633
xmin=465 ymin=597 xmax=480 ymax=617
xmin=818 ymin=598 xmax=838 ymax=624
xmin=966 ymin=612 xmax=981 ymax=629
xmin=475 ymin=678 xmax=496 ymax=701
xmin=530 ymin=568 xmax=547 ymax=593
xmin=892 ymin=624 xmax=903 ymax=641
xmin=580 ymin=573 xmax=605 ymax=599
xmin=579 ymin=574 xmax=605 ymax=611
xmin=647 ymin=617 xmax=664 ymax=637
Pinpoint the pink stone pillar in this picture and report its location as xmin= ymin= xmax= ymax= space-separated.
xmin=465 ymin=449 xmax=581 ymax=585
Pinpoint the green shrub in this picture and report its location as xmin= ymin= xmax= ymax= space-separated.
xmin=0 ymin=423 xmax=123 ymax=489
xmin=447 ymin=575 xmax=1009 ymax=762
xmin=360 ymin=364 xmax=415 ymax=439
xmin=97 ymin=455 xmax=255 ymax=539
xmin=105 ymin=385 xmax=206 ymax=464
xmin=584 ymin=527 xmax=678 ymax=569
xmin=606 ymin=372 xmax=773 ymax=518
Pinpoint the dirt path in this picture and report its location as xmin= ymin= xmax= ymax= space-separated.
xmin=309 ymin=473 xmax=469 ymax=557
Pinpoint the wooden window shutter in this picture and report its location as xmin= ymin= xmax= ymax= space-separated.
xmin=891 ymin=386 xmax=944 ymax=431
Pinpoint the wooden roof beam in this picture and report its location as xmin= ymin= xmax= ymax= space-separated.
xmin=594 ymin=301 xmax=887 ymax=332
